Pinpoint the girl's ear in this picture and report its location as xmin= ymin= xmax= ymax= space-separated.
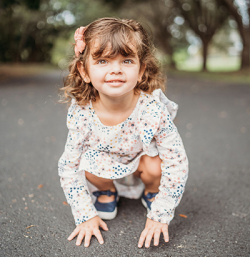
xmin=77 ymin=62 xmax=91 ymax=83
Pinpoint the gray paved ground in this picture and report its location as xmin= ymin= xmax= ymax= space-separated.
xmin=0 ymin=71 xmax=250 ymax=257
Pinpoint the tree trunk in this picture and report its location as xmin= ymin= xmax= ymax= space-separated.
xmin=218 ymin=0 xmax=250 ymax=69
xmin=241 ymin=45 xmax=250 ymax=69
xmin=240 ymin=27 xmax=250 ymax=69
xmin=202 ymin=40 xmax=208 ymax=71
xmin=16 ymin=23 xmax=30 ymax=63
xmin=158 ymin=33 xmax=176 ymax=69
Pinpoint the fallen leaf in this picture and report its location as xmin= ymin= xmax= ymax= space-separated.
xmin=37 ymin=184 xmax=43 ymax=189
xmin=179 ymin=214 xmax=187 ymax=218
xmin=26 ymin=225 xmax=35 ymax=229
xmin=63 ymin=201 xmax=68 ymax=205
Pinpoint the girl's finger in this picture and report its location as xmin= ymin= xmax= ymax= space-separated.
xmin=153 ymin=229 xmax=161 ymax=246
xmin=162 ymin=226 xmax=169 ymax=242
xmin=145 ymin=231 xmax=154 ymax=248
xmin=138 ymin=229 xmax=148 ymax=248
xmin=100 ymin=220 xmax=109 ymax=231
xmin=68 ymin=227 xmax=80 ymax=241
xmin=93 ymin=228 xmax=104 ymax=244
xmin=76 ymin=230 xmax=85 ymax=246
xmin=84 ymin=231 xmax=92 ymax=247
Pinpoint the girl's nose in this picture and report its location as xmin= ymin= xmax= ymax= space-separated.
xmin=109 ymin=63 xmax=122 ymax=75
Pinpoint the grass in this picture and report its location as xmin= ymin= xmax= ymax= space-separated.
xmin=176 ymin=56 xmax=241 ymax=72
xmin=161 ymin=55 xmax=249 ymax=84
xmin=166 ymin=67 xmax=250 ymax=85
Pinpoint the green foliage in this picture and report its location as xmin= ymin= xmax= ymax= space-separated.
xmin=1 ymin=0 xmax=247 ymax=72
xmin=0 ymin=0 xmax=18 ymax=9
xmin=101 ymin=0 xmax=124 ymax=9
xmin=0 ymin=0 xmax=113 ymax=63
xmin=173 ymin=49 xmax=189 ymax=64
xmin=0 ymin=0 xmax=40 ymax=10
xmin=23 ymin=0 xmax=40 ymax=10
xmin=0 ymin=1 xmax=62 ymax=62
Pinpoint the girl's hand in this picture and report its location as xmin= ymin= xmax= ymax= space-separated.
xmin=68 ymin=216 xmax=108 ymax=247
xmin=138 ymin=218 xmax=169 ymax=248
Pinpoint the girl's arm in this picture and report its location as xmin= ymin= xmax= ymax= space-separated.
xmin=58 ymin=101 xmax=98 ymax=225
xmin=148 ymin=103 xmax=189 ymax=224
xmin=138 ymin=100 xmax=188 ymax=248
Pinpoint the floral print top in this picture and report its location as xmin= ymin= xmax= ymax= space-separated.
xmin=58 ymin=89 xmax=188 ymax=225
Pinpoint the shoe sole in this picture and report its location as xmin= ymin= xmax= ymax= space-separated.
xmin=141 ymin=198 xmax=150 ymax=213
xmin=97 ymin=207 xmax=117 ymax=220
xmin=97 ymin=197 xmax=119 ymax=220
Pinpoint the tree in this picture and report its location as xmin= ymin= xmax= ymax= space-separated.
xmin=217 ymin=0 xmax=250 ymax=69
xmin=147 ymin=0 xmax=178 ymax=68
xmin=111 ymin=0 xmax=188 ymax=68
xmin=0 ymin=0 xmax=70 ymax=62
xmin=0 ymin=0 xmax=113 ymax=63
xmin=174 ymin=0 xmax=229 ymax=71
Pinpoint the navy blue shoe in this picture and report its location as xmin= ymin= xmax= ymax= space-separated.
xmin=93 ymin=190 xmax=119 ymax=220
xmin=141 ymin=191 xmax=158 ymax=212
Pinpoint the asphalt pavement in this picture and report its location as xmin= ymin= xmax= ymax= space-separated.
xmin=0 ymin=70 xmax=250 ymax=257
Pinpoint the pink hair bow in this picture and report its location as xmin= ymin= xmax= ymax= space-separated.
xmin=74 ymin=26 xmax=87 ymax=57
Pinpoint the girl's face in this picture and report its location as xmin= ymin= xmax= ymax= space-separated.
xmin=79 ymin=42 xmax=144 ymax=99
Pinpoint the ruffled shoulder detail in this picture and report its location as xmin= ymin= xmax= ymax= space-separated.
xmin=138 ymin=90 xmax=178 ymax=147
xmin=67 ymin=99 xmax=91 ymax=132
xmin=152 ymin=89 xmax=178 ymax=120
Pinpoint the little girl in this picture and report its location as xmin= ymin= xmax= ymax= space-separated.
xmin=58 ymin=17 xmax=188 ymax=249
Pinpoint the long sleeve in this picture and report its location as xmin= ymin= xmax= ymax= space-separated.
xmin=147 ymin=103 xmax=188 ymax=224
xmin=58 ymin=101 xmax=98 ymax=225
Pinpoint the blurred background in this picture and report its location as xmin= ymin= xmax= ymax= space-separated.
xmin=0 ymin=0 xmax=249 ymax=81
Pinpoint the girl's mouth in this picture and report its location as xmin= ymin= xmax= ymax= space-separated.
xmin=105 ymin=80 xmax=125 ymax=83
xmin=105 ymin=80 xmax=125 ymax=86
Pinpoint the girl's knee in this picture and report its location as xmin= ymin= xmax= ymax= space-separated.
xmin=139 ymin=155 xmax=162 ymax=178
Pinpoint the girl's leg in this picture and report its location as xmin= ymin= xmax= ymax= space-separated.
xmin=134 ymin=155 xmax=162 ymax=197
xmin=85 ymin=171 xmax=116 ymax=203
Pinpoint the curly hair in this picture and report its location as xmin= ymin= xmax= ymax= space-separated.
xmin=59 ymin=17 xmax=165 ymax=106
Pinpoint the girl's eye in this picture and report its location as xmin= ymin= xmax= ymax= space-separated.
xmin=97 ymin=60 xmax=107 ymax=64
xmin=124 ymin=59 xmax=133 ymax=64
